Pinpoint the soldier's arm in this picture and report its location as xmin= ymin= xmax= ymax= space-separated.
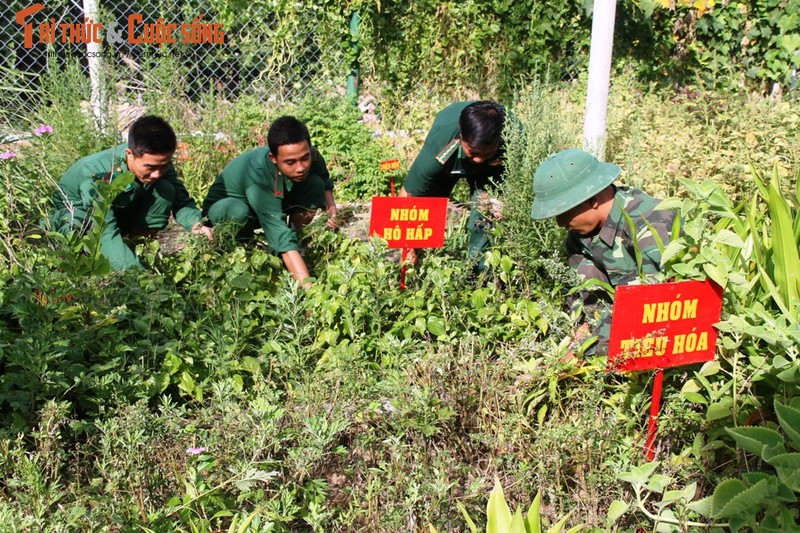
xmin=311 ymin=149 xmax=338 ymax=229
xmin=165 ymin=169 xmax=203 ymax=230
xmin=281 ymin=250 xmax=312 ymax=288
xmin=637 ymin=209 xmax=678 ymax=276
xmin=245 ymin=184 xmax=311 ymax=285
xmin=100 ymin=208 xmax=142 ymax=270
xmin=565 ymin=235 xmax=613 ymax=328
xmin=164 ymin=170 xmax=213 ymax=241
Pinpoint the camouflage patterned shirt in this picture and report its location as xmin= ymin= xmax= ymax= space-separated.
xmin=565 ymin=186 xmax=678 ymax=353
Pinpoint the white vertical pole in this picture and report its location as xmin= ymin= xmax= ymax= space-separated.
xmin=583 ymin=0 xmax=617 ymax=159
xmin=83 ymin=0 xmax=106 ymax=130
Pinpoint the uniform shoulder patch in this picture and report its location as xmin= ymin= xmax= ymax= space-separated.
xmin=435 ymin=138 xmax=460 ymax=165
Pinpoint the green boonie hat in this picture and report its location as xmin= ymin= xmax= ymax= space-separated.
xmin=530 ymin=149 xmax=621 ymax=220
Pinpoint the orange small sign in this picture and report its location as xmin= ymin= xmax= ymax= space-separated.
xmin=380 ymin=159 xmax=401 ymax=172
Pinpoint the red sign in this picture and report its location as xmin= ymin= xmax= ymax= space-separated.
xmin=380 ymin=159 xmax=401 ymax=172
xmin=607 ymin=279 xmax=723 ymax=372
xmin=369 ymin=196 xmax=448 ymax=249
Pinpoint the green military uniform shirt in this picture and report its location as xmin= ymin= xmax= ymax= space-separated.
xmin=49 ymin=143 xmax=202 ymax=271
xmin=403 ymin=100 xmax=506 ymax=198
xmin=202 ymin=146 xmax=333 ymax=254
xmin=566 ymin=186 xmax=677 ymax=353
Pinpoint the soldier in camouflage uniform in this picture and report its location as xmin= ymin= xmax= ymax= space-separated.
xmin=530 ymin=149 xmax=678 ymax=355
xmin=400 ymin=100 xmax=506 ymax=273
xmin=48 ymin=116 xmax=213 ymax=270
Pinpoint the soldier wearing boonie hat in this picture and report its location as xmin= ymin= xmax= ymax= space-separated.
xmin=531 ymin=149 xmax=679 ymax=356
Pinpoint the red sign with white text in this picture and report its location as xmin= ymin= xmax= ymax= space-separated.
xmin=607 ymin=280 xmax=723 ymax=372
xmin=369 ymin=196 xmax=448 ymax=249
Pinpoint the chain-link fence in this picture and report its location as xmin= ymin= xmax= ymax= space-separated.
xmin=1 ymin=0 xmax=352 ymax=128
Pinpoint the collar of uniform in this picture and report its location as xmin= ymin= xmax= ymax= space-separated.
xmin=107 ymin=144 xmax=138 ymax=191
xmin=283 ymin=174 xmax=294 ymax=192
xmin=597 ymin=186 xmax=625 ymax=247
xmin=272 ymin=170 xmax=294 ymax=196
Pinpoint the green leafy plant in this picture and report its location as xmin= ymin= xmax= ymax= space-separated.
xmin=614 ymin=399 xmax=800 ymax=531
xmin=430 ymin=477 xmax=583 ymax=533
xmin=693 ymin=399 xmax=800 ymax=531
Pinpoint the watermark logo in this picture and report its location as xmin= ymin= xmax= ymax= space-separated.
xmin=15 ymin=3 xmax=225 ymax=49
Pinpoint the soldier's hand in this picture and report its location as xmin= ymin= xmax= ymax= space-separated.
xmin=489 ymin=198 xmax=504 ymax=219
xmin=403 ymin=248 xmax=418 ymax=266
xmin=326 ymin=206 xmax=339 ymax=230
xmin=192 ymin=223 xmax=214 ymax=242
xmin=561 ymin=322 xmax=592 ymax=363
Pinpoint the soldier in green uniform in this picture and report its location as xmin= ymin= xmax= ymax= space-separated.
xmin=48 ymin=115 xmax=213 ymax=271
xmin=399 ymin=100 xmax=506 ymax=272
xmin=530 ymin=149 xmax=679 ymax=355
xmin=202 ymin=116 xmax=338 ymax=287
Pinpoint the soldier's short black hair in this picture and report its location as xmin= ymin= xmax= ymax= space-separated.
xmin=128 ymin=115 xmax=177 ymax=156
xmin=268 ymin=116 xmax=311 ymax=155
xmin=459 ymin=100 xmax=505 ymax=149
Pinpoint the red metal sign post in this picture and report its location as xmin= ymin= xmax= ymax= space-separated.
xmin=380 ymin=159 xmax=405 ymax=285
xmin=606 ymin=279 xmax=723 ymax=460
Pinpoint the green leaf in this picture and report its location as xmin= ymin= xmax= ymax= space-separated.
xmin=776 ymin=364 xmax=800 ymax=384
xmin=775 ymin=401 xmax=800 ymax=447
xmin=487 ymin=477 xmax=513 ymax=533
xmin=655 ymin=197 xmax=683 ymax=211
xmin=646 ymin=474 xmax=672 ymax=493
xmin=725 ymin=426 xmax=786 ymax=458
xmin=639 ymin=461 xmax=660 ymax=478
xmin=680 ymin=482 xmax=697 ymax=502
xmin=706 ymin=402 xmax=731 ymax=421
xmin=546 ymin=513 xmax=573 ymax=533
xmin=655 ymin=509 xmax=678 ymax=533
xmin=682 ymin=392 xmax=708 ymax=404
xmin=178 ymin=371 xmax=195 ymax=395
xmin=619 ymin=463 xmax=659 ymax=489
xmin=240 ymin=356 xmax=261 ymax=374
xmin=230 ymin=272 xmax=253 ymax=289
xmin=699 ymin=360 xmax=721 ymax=376
xmin=526 ymin=491 xmax=541 ymax=533
xmin=426 ymin=316 xmax=446 ymax=337
xmin=660 ymin=240 xmax=685 ymax=265
xmin=703 ymin=261 xmax=728 ymax=289
xmin=712 ymin=478 xmax=772 ymax=518
xmin=509 ymin=507 xmax=526 ymax=533
xmin=761 ymin=163 xmax=800 ymax=316
xmin=149 ymin=372 xmax=170 ymax=395
xmin=686 ymin=495 xmax=713 ymax=517
xmin=471 ymin=288 xmax=490 ymax=309
xmin=712 ymin=229 xmax=745 ymax=248
xmin=537 ymin=404 xmax=548 ymax=426
xmin=455 ymin=502 xmax=478 ymax=533
xmin=606 ymin=500 xmax=628 ymax=524
xmin=766 ymin=453 xmax=800 ymax=491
